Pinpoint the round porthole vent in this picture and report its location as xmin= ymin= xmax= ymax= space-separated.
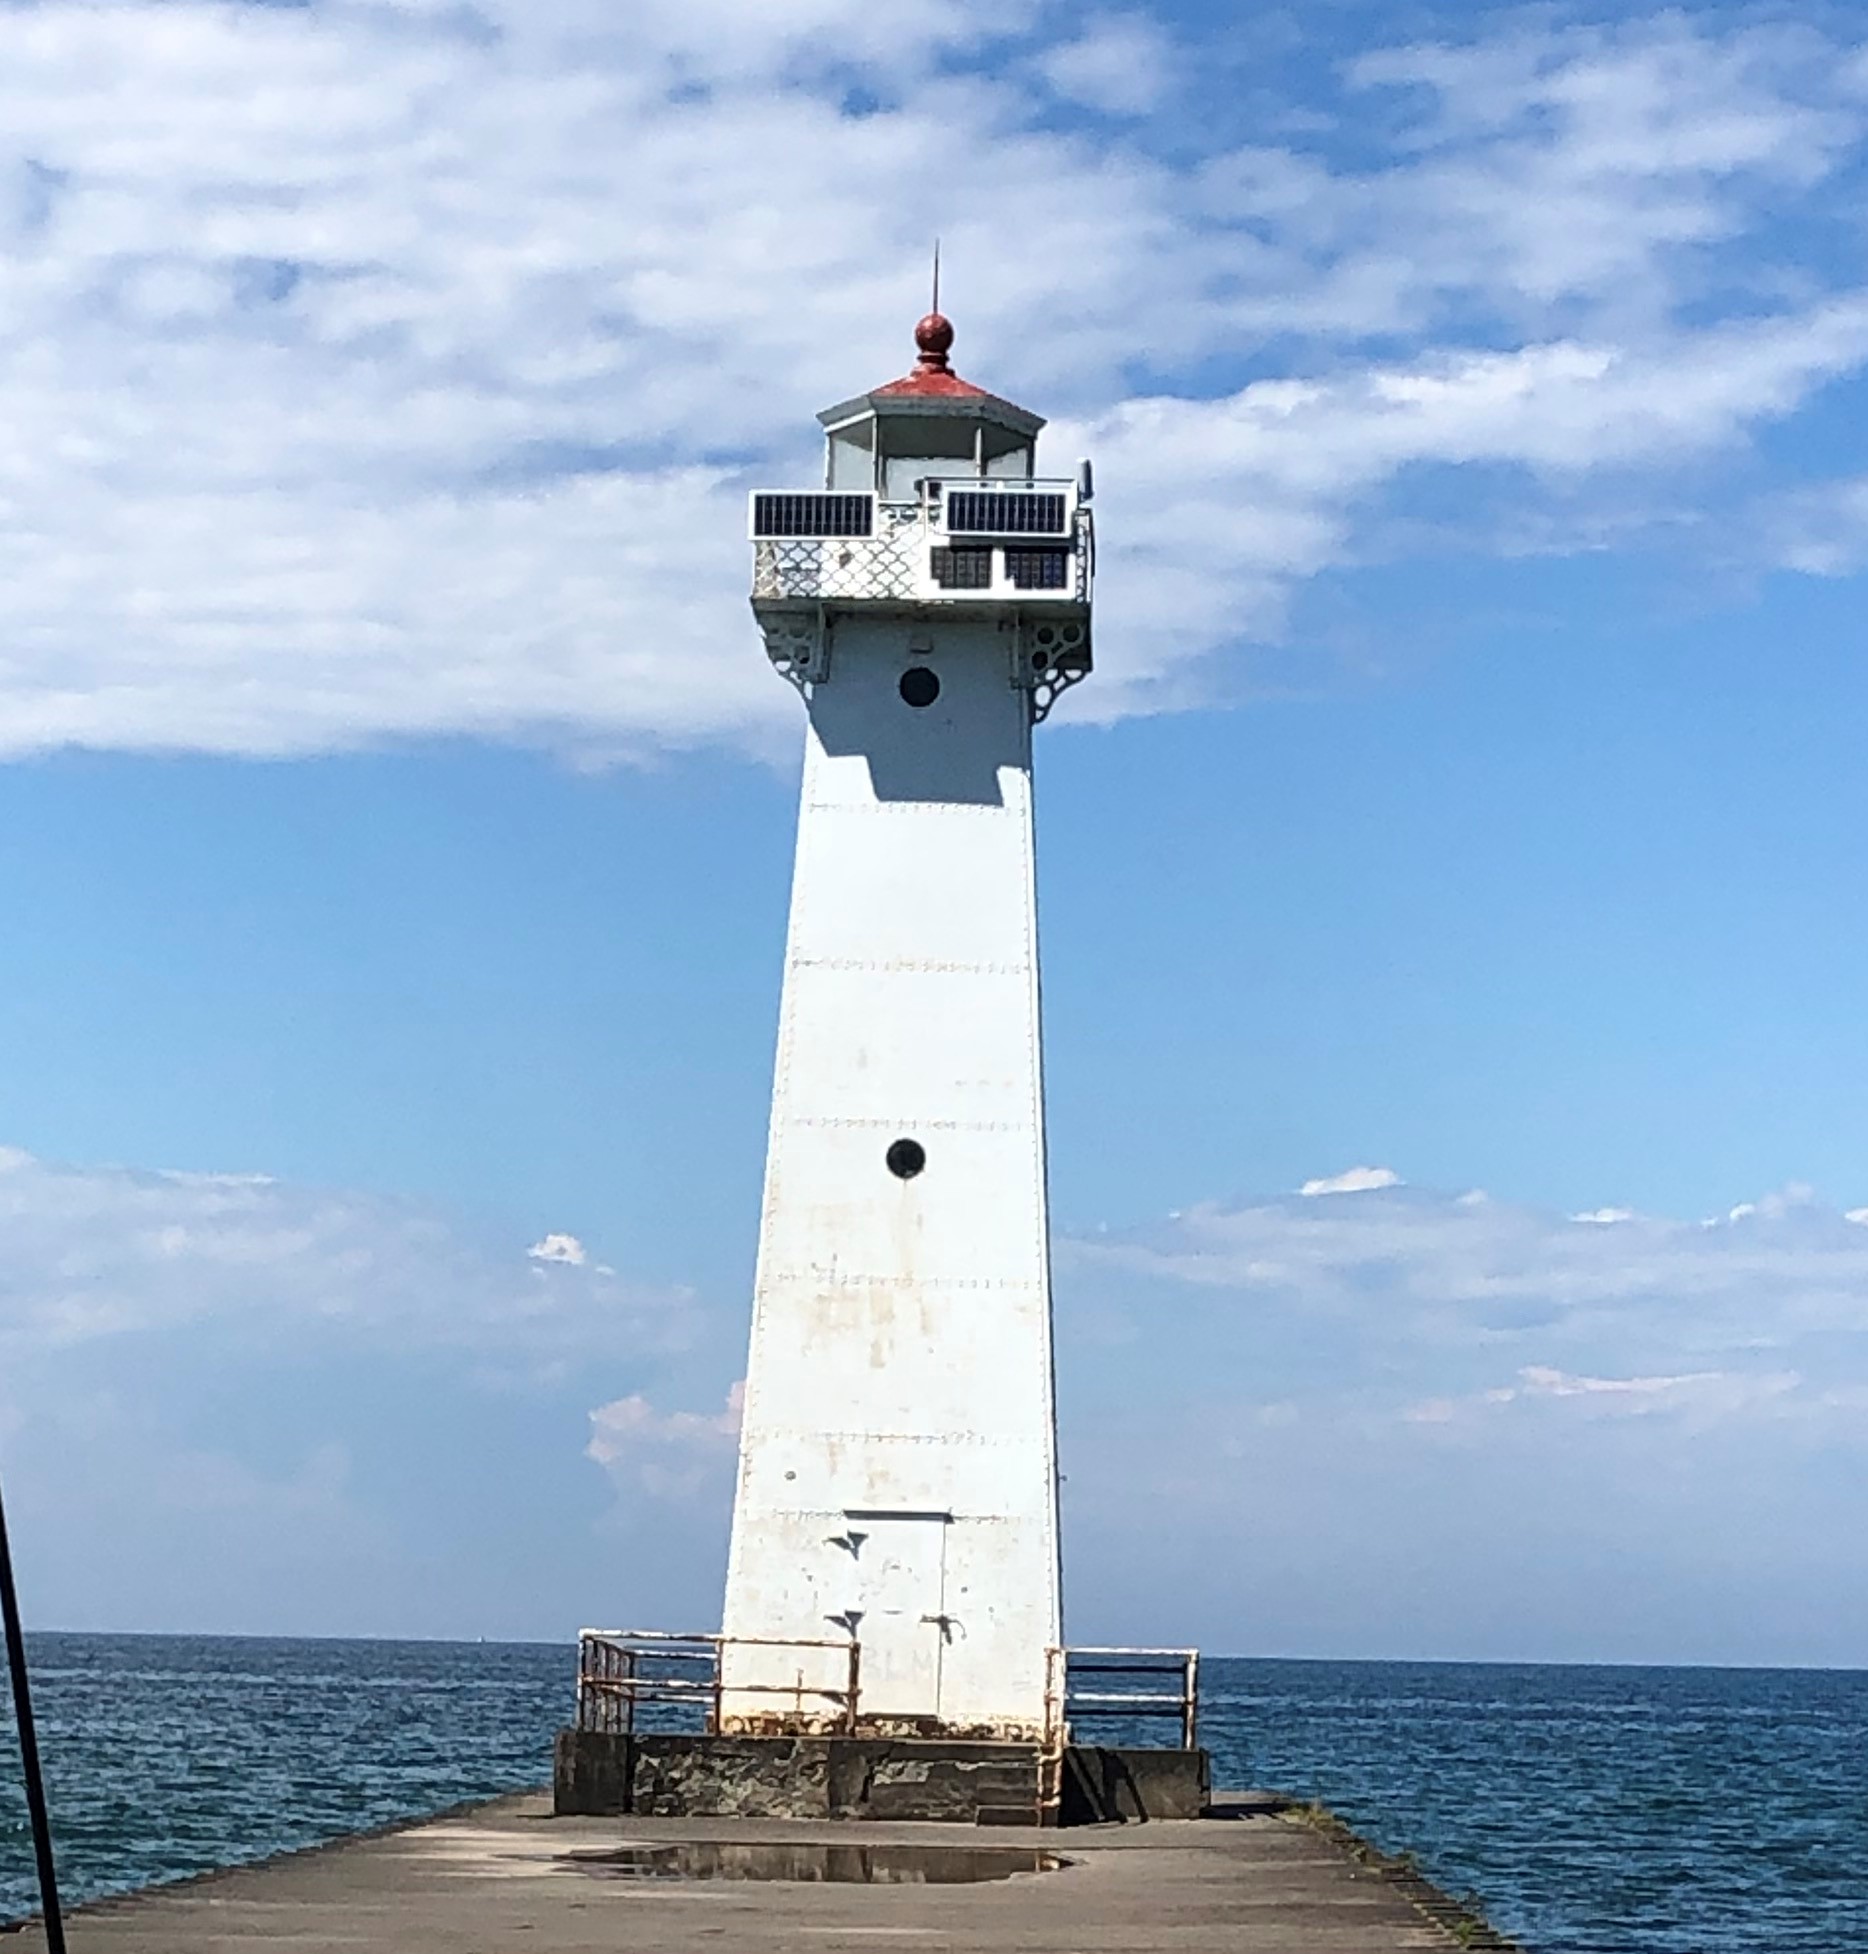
xmin=899 ymin=667 xmax=940 ymax=708
xmin=886 ymin=1138 xmax=927 ymax=1179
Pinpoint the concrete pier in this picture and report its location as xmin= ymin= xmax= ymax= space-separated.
xmin=9 ymin=1791 xmax=1510 ymax=1951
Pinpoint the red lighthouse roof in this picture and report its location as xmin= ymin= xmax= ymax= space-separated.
xmin=872 ymin=312 xmax=993 ymax=400
xmin=819 ymin=311 xmax=1044 ymax=435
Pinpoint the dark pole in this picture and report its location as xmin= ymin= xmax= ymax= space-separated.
xmin=0 ymin=1471 xmax=66 ymax=1954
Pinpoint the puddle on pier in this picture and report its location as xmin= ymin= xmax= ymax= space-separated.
xmin=563 ymin=1841 xmax=1067 ymax=1885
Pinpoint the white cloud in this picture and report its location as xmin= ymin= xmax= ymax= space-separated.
xmin=1057 ymin=1175 xmax=1868 ymax=1658
xmin=1398 ymin=1363 xmax=1805 ymax=1438
xmin=587 ymin=1381 xmax=744 ymax=1500
xmin=0 ymin=6 xmax=1862 ymax=753
xmin=1503 ymin=1362 xmax=1797 ymax=1417
xmin=529 ymin=1231 xmax=588 ymax=1267
xmin=1768 ymin=474 xmax=1868 ymax=575
xmin=1511 ymin=1363 xmax=1799 ymax=1410
xmin=1065 ymin=301 xmax=1868 ymax=707
xmin=587 ymin=1380 xmax=743 ymax=1456
xmin=0 ymin=1138 xmax=736 ymax=1634
xmin=1065 ymin=1177 xmax=1868 ymax=1387
xmin=1300 ymin=1165 xmax=1402 ymax=1196
xmin=0 ymin=1144 xmax=686 ymax=1364
xmin=1038 ymin=13 xmax=1175 ymax=116
xmin=1343 ymin=18 xmax=1855 ymax=305
xmin=1571 ymin=1206 xmax=1637 ymax=1225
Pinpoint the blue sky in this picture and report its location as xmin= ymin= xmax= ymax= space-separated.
xmin=1 ymin=0 xmax=1866 ymax=1665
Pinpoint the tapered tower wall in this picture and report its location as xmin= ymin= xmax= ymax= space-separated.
xmin=721 ymin=612 xmax=1061 ymax=1735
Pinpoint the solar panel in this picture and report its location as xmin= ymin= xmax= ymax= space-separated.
xmin=945 ymin=491 xmax=1069 ymax=537
xmin=751 ymin=493 xmax=874 ymax=539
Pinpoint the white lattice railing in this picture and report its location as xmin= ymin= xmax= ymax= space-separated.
xmin=752 ymin=528 xmax=922 ymax=603
xmin=752 ymin=503 xmax=1092 ymax=607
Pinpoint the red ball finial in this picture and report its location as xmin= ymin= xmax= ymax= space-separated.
xmin=914 ymin=311 xmax=954 ymax=371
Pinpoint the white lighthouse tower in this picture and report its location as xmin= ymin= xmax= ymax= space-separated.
xmin=718 ymin=311 xmax=1092 ymax=1740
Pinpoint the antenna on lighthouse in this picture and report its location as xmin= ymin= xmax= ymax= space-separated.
xmin=931 ymin=239 xmax=940 ymax=316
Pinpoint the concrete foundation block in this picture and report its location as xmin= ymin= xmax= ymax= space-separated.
xmin=1061 ymin=1745 xmax=1212 ymax=1823
xmin=632 ymin=1734 xmax=833 ymax=1818
xmin=552 ymin=1728 xmax=632 ymax=1816
xmin=553 ymin=1729 xmax=1211 ymax=1826
xmin=828 ymin=1741 xmax=1042 ymax=1822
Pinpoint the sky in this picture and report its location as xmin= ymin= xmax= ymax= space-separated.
xmin=1 ymin=0 xmax=1866 ymax=1666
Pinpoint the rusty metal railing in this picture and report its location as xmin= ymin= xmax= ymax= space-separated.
xmin=576 ymin=1629 xmax=862 ymax=1738
xmin=1060 ymin=1645 xmax=1200 ymax=1750
xmin=1037 ymin=1645 xmax=1070 ymax=1823
xmin=578 ymin=1631 xmax=1198 ymax=1775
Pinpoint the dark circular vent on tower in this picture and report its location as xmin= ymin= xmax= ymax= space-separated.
xmin=886 ymin=1138 xmax=927 ymax=1180
xmin=900 ymin=667 xmax=940 ymax=708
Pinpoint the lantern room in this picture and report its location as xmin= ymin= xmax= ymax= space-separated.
xmin=819 ymin=313 xmax=1043 ymax=498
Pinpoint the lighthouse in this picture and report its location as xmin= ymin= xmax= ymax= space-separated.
xmin=559 ymin=315 xmax=1204 ymax=1820
xmin=718 ymin=312 xmax=1092 ymax=1740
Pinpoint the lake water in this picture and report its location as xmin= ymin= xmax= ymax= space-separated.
xmin=3 ymin=1637 xmax=1864 ymax=1951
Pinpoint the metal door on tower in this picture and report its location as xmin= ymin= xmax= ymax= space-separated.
xmin=837 ymin=1510 xmax=951 ymax=1723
